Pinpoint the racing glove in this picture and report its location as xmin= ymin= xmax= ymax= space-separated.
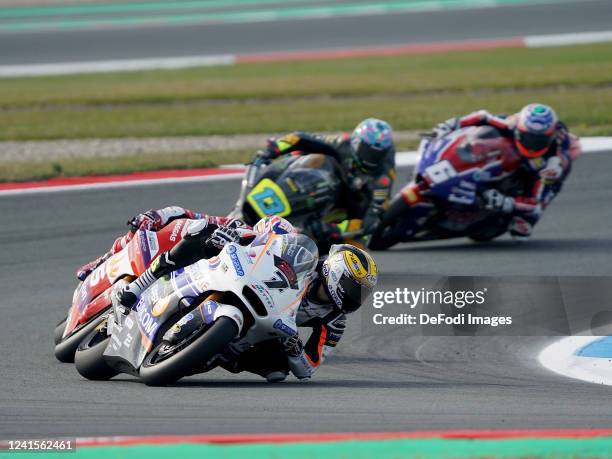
xmin=482 ymin=189 xmax=514 ymax=214
xmin=433 ymin=117 xmax=459 ymax=138
xmin=254 ymin=138 xmax=282 ymax=165
xmin=127 ymin=209 xmax=164 ymax=232
xmin=205 ymin=226 xmax=242 ymax=250
xmin=539 ymin=156 xmax=564 ymax=183
xmin=282 ymin=335 xmax=304 ymax=358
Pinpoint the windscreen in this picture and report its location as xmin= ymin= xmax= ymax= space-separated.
xmin=278 ymin=233 xmax=319 ymax=283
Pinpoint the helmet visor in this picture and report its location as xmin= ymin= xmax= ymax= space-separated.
xmin=516 ymin=131 xmax=552 ymax=157
xmin=338 ymin=274 xmax=363 ymax=313
xmin=354 ymin=142 xmax=384 ymax=173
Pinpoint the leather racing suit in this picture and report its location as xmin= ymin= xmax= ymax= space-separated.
xmin=120 ymin=224 xmax=346 ymax=382
xmin=221 ymin=257 xmax=346 ymax=381
xmin=263 ymin=132 xmax=396 ymax=246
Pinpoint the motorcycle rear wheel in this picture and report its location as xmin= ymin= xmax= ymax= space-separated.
xmin=74 ymin=323 xmax=119 ymax=381
xmin=139 ymin=317 xmax=239 ymax=387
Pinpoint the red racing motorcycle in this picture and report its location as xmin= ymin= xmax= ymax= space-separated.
xmin=54 ymin=219 xmax=191 ymax=362
xmin=369 ymin=126 xmax=526 ymax=249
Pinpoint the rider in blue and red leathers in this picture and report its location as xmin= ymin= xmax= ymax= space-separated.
xmin=423 ymin=104 xmax=580 ymax=239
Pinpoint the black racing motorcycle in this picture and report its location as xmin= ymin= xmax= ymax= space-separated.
xmin=229 ymin=154 xmax=348 ymax=249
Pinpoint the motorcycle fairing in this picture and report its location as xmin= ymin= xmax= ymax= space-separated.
xmin=247 ymin=178 xmax=292 ymax=218
xmin=64 ymin=221 xmax=188 ymax=339
xmin=103 ymin=233 xmax=317 ymax=371
xmin=417 ymin=128 xmax=516 ymax=205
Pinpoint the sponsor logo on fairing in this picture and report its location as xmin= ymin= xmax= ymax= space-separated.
xmin=273 ymin=319 xmax=298 ymax=337
xmin=146 ymin=232 xmax=159 ymax=258
xmin=226 ymin=245 xmax=245 ymax=276
xmin=169 ymin=220 xmax=184 ymax=242
xmin=137 ymin=304 xmax=160 ymax=340
xmin=252 ymin=283 xmax=274 ymax=308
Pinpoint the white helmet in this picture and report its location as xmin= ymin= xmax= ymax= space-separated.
xmin=321 ymin=244 xmax=378 ymax=313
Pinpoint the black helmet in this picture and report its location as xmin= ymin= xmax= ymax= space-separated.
xmin=350 ymin=118 xmax=394 ymax=173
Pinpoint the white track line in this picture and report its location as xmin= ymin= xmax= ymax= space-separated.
xmin=1 ymin=137 xmax=611 ymax=197
xmin=1 ymin=30 xmax=611 ymax=77
xmin=525 ymin=30 xmax=612 ymax=48
xmin=538 ymin=336 xmax=612 ymax=386
xmin=0 ymin=55 xmax=236 ymax=78
xmin=0 ymin=172 xmax=245 ymax=197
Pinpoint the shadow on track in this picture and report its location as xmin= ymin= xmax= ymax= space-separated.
xmin=146 ymin=379 xmax=512 ymax=390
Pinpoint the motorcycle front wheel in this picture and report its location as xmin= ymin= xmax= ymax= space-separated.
xmin=139 ymin=317 xmax=239 ymax=387
xmin=54 ymin=312 xmax=107 ymax=363
xmin=369 ymin=197 xmax=413 ymax=250
xmin=54 ymin=317 xmax=67 ymax=345
xmin=74 ymin=321 xmax=119 ymax=381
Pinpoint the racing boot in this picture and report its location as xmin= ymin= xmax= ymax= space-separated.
xmin=508 ymin=216 xmax=533 ymax=241
xmin=116 ymin=252 xmax=176 ymax=313
xmin=76 ymin=251 xmax=112 ymax=281
xmin=264 ymin=370 xmax=288 ymax=383
xmin=76 ymin=233 xmax=134 ymax=281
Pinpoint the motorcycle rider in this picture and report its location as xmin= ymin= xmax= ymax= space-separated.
xmin=117 ymin=215 xmax=379 ymax=383
xmin=430 ymin=103 xmax=581 ymax=239
xmin=254 ymin=118 xmax=396 ymax=247
xmin=76 ymin=206 xmax=222 ymax=281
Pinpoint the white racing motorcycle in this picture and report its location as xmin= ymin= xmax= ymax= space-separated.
xmin=74 ymin=232 xmax=318 ymax=386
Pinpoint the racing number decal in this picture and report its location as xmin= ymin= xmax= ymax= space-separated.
xmin=247 ymin=179 xmax=292 ymax=218
xmin=424 ymin=160 xmax=457 ymax=184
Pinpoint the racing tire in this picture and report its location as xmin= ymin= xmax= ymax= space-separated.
xmin=468 ymin=232 xmax=505 ymax=243
xmin=54 ymin=314 xmax=106 ymax=363
xmin=54 ymin=317 xmax=67 ymax=345
xmin=368 ymin=197 xmax=412 ymax=250
xmin=139 ymin=317 xmax=239 ymax=387
xmin=468 ymin=218 xmax=510 ymax=242
xmin=74 ymin=325 xmax=119 ymax=381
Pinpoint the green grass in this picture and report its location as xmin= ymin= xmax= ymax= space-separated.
xmin=3 ymin=43 xmax=612 ymax=110
xmin=2 ymin=43 xmax=612 ymax=141
xmin=2 ymin=86 xmax=611 ymax=141
xmin=1 ymin=42 xmax=612 ymax=182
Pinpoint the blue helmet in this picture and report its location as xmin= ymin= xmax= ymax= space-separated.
xmin=515 ymin=104 xmax=558 ymax=158
xmin=350 ymin=118 xmax=394 ymax=173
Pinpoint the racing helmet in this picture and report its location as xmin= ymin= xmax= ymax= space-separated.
xmin=321 ymin=244 xmax=378 ymax=313
xmin=350 ymin=118 xmax=394 ymax=173
xmin=254 ymin=215 xmax=297 ymax=235
xmin=514 ymin=104 xmax=558 ymax=158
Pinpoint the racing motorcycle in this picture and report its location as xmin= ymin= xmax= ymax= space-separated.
xmin=74 ymin=232 xmax=317 ymax=386
xmin=229 ymin=154 xmax=346 ymax=246
xmin=370 ymin=126 xmax=522 ymax=249
xmin=54 ymin=219 xmax=191 ymax=363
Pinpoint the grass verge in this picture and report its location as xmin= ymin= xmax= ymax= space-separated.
xmin=1 ymin=42 xmax=611 ymax=182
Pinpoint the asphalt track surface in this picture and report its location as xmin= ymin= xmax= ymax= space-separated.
xmin=0 ymin=151 xmax=610 ymax=439
xmin=1 ymin=0 xmax=611 ymax=65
